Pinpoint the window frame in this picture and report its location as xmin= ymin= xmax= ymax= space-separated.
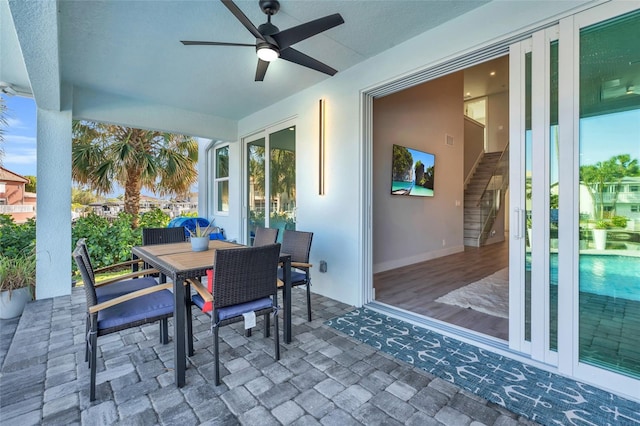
xmin=213 ymin=143 xmax=230 ymax=215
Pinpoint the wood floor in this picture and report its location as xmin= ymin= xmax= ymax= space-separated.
xmin=374 ymin=241 xmax=510 ymax=340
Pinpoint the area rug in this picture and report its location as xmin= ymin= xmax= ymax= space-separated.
xmin=326 ymin=308 xmax=640 ymax=426
xmin=435 ymin=268 xmax=509 ymax=318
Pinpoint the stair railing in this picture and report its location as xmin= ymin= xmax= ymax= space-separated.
xmin=475 ymin=143 xmax=509 ymax=245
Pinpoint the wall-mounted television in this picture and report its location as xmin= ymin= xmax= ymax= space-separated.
xmin=391 ymin=144 xmax=435 ymax=197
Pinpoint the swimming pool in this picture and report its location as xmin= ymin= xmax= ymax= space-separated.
xmin=546 ymin=254 xmax=640 ymax=301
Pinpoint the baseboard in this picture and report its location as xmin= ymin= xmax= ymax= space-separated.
xmin=373 ymin=245 xmax=464 ymax=273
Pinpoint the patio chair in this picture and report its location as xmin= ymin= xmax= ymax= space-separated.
xmin=141 ymin=226 xmax=187 ymax=279
xmin=73 ymin=243 xmax=174 ymax=401
xmin=142 ymin=226 xmax=186 ymax=246
xmin=187 ymin=243 xmax=281 ymax=385
xmin=278 ymin=230 xmax=314 ymax=321
xmin=75 ymin=239 xmax=168 ymax=353
xmin=252 ymin=226 xmax=279 ymax=246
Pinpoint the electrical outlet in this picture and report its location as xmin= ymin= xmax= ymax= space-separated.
xmin=442 ymin=239 xmax=446 ymax=246
xmin=319 ymin=260 xmax=327 ymax=273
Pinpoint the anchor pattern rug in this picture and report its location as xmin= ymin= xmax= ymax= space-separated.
xmin=325 ymin=308 xmax=640 ymax=426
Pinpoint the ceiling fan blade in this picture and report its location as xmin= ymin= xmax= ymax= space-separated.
xmin=272 ymin=14 xmax=344 ymax=50
xmin=255 ymin=59 xmax=270 ymax=81
xmin=221 ymin=0 xmax=265 ymax=41
xmin=181 ymin=40 xmax=256 ymax=47
xmin=280 ymin=48 xmax=337 ymax=76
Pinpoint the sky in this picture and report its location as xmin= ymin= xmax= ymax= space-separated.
xmin=1 ymin=94 xmax=36 ymax=177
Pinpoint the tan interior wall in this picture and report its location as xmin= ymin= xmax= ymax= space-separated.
xmin=373 ymin=72 xmax=465 ymax=271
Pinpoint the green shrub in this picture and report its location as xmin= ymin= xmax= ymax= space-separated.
xmin=72 ymin=212 xmax=140 ymax=272
xmin=71 ymin=209 xmax=172 ymax=275
xmin=139 ymin=208 xmax=171 ymax=229
xmin=610 ymin=216 xmax=628 ymax=228
xmin=0 ymin=215 xmax=36 ymax=258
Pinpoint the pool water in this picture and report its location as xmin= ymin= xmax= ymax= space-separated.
xmin=546 ymin=254 xmax=640 ymax=301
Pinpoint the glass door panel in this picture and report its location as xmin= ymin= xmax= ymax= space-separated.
xmin=549 ymin=41 xmax=559 ymax=352
xmin=245 ymin=123 xmax=296 ymax=245
xmin=269 ymin=126 xmax=296 ymax=240
xmin=578 ymin=10 xmax=640 ymax=378
xmin=247 ymin=137 xmax=266 ymax=245
xmin=524 ymin=51 xmax=532 ymax=343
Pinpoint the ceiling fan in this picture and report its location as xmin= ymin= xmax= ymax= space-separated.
xmin=181 ymin=0 xmax=344 ymax=81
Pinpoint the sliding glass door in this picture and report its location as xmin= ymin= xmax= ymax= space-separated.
xmin=510 ymin=27 xmax=558 ymax=363
xmin=576 ymin=7 xmax=640 ymax=380
xmin=510 ymin=3 xmax=639 ymax=395
xmin=245 ymin=122 xmax=296 ymax=244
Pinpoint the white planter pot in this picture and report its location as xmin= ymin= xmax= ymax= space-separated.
xmin=0 ymin=287 xmax=32 ymax=319
xmin=592 ymin=229 xmax=607 ymax=250
xmin=190 ymin=237 xmax=209 ymax=252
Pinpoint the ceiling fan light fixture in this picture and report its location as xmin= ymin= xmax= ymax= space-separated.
xmin=257 ymin=45 xmax=279 ymax=62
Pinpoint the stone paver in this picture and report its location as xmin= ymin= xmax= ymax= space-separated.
xmin=0 ymin=287 xmax=538 ymax=425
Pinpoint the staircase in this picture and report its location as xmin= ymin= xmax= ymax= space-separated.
xmin=464 ymin=152 xmax=504 ymax=247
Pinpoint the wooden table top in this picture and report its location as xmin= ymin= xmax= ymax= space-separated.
xmin=132 ymin=240 xmax=244 ymax=274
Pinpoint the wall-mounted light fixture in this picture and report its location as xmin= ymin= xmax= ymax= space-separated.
xmin=319 ymin=98 xmax=326 ymax=195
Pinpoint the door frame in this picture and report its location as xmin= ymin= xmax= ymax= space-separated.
xmin=241 ymin=118 xmax=297 ymax=245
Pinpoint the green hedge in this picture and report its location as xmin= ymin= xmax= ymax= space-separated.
xmin=71 ymin=208 xmax=171 ymax=273
xmin=0 ymin=215 xmax=36 ymax=258
xmin=1 ymin=209 xmax=177 ymax=278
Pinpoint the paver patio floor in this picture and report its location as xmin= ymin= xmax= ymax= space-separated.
xmin=0 ymin=287 xmax=537 ymax=425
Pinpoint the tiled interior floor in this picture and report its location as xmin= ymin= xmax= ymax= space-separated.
xmin=0 ymin=287 xmax=540 ymax=425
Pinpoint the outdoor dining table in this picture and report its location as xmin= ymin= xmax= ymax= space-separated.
xmin=131 ymin=240 xmax=292 ymax=388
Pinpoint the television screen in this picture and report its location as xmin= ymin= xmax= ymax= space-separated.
xmin=391 ymin=144 xmax=435 ymax=197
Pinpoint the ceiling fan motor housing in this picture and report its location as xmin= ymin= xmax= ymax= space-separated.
xmin=258 ymin=22 xmax=279 ymax=36
xmin=259 ymin=0 xmax=280 ymax=16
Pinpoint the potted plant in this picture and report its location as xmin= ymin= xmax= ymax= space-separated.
xmin=592 ymin=220 xmax=609 ymax=250
xmin=189 ymin=222 xmax=213 ymax=252
xmin=0 ymin=251 xmax=36 ymax=319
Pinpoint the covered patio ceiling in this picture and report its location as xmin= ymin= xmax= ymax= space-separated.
xmin=1 ymin=0 xmax=489 ymax=127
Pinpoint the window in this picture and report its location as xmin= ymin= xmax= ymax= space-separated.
xmin=631 ymin=205 xmax=639 ymax=213
xmin=214 ymin=145 xmax=229 ymax=213
xmin=629 ymin=185 xmax=639 ymax=192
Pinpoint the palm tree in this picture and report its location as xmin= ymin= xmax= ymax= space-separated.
xmin=72 ymin=122 xmax=198 ymax=228
xmin=609 ymin=154 xmax=639 ymax=216
xmin=580 ymin=154 xmax=639 ymax=220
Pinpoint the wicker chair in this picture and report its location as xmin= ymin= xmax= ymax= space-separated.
xmin=142 ymin=226 xmax=186 ymax=246
xmin=141 ymin=226 xmax=187 ymax=280
xmin=278 ymin=230 xmax=314 ymax=321
xmin=252 ymin=227 xmax=279 ymax=246
xmin=75 ymin=239 xmax=167 ymax=359
xmin=73 ymin=242 xmax=174 ymax=401
xmin=188 ymin=243 xmax=281 ymax=385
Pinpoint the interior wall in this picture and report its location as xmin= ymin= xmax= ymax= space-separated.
xmin=487 ymin=91 xmax=509 ymax=152
xmin=372 ymin=73 xmax=465 ymax=272
xmin=464 ymin=117 xmax=485 ymax=180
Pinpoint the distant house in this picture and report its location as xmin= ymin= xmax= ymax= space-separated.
xmin=0 ymin=167 xmax=36 ymax=223
xmin=579 ymin=176 xmax=640 ymax=230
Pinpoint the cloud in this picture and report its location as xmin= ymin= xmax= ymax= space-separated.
xmin=5 ymin=151 xmax=37 ymax=165
xmin=5 ymin=117 xmax=25 ymax=129
xmin=4 ymin=134 xmax=36 ymax=146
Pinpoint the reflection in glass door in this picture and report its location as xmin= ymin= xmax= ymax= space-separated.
xmin=247 ymin=137 xmax=266 ymax=244
xmin=577 ymin=10 xmax=640 ymax=379
xmin=246 ymin=125 xmax=296 ymax=244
